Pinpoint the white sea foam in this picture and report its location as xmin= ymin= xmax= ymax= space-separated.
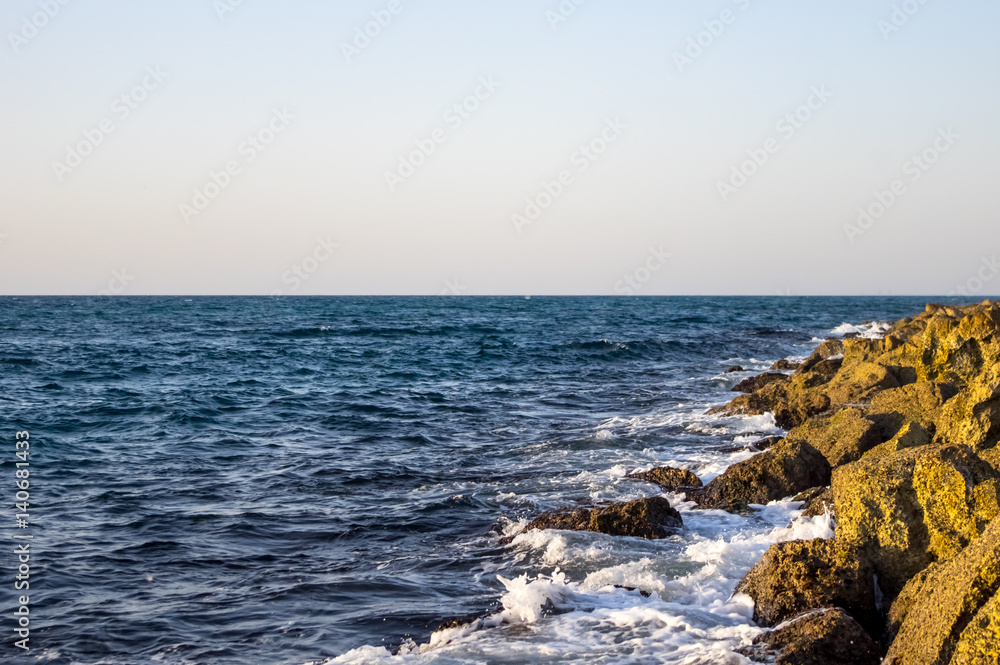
xmin=829 ymin=321 xmax=891 ymax=339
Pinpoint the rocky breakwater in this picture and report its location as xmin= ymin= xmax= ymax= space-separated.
xmin=715 ymin=300 xmax=1000 ymax=663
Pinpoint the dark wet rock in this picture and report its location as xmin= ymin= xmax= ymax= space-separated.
xmin=725 ymin=365 xmax=745 ymax=373
xmin=884 ymin=516 xmax=1000 ymax=665
xmin=786 ymin=408 xmax=883 ymax=467
xmin=737 ymin=608 xmax=881 ymax=665
xmin=832 ymin=444 xmax=1000 ymax=598
xmin=692 ymin=439 xmax=831 ymax=513
xmin=512 ymin=497 xmax=683 ymax=541
xmin=732 ymin=372 xmax=791 ymax=394
xmin=772 ymin=358 xmax=804 ymax=371
xmin=794 ymin=487 xmax=835 ymax=518
xmin=809 ymin=357 xmax=844 ymax=378
xmin=613 ymin=584 xmax=652 ymax=597
xmin=626 ymin=466 xmax=702 ymax=491
xmin=734 ymin=538 xmax=880 ymax=636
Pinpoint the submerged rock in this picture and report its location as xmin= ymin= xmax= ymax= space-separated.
xmin=732 ymin=372 xmax=790 ymax=394
xmin=884 ymin=516 xmax=1000 ymax=665
xmin=734 ymin=538 xmax=880 ymax=635
xmin=515 ymin=497 xmax=683 ymax=540
xmin=693 ymin=439 xmax=831 ymax=513
xmin=832 ymin=444 xmax=1000 ymax=598
xmin=786 ymin=408 xmax=883 ymax=467
xmin=736 ymin=608 xmax=881 ymax=665
xmin=626 ymin=466 xmax=702 ymax=491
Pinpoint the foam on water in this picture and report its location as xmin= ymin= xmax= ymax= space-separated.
xmin=328 ymin=428 xmax=836 ymax=665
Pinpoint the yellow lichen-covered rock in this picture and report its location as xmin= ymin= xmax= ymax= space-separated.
xmin=862 ymin=422 xmax=933 ymax=461
xmin=936 ymin=367 xmax=1000 ymax=452
xmin=982 ymin=447 xmax=1000 ymax=474
xmin=884 ymin=517 xmax=1000 ymax=665
xmin=708 ymin=370 xmax=833 ymax=429
xmin=950 ymin=590 xmax=1000 ymax=664
xmin=786 ymin=408 xmax=882 ymax=467
xmin=865 ymin=381 xmax=958 ymax=439
xmin=822 ymin=361 xmax=900 ymax=410
xmin=832 ymin=444 xmax=999 ymax=597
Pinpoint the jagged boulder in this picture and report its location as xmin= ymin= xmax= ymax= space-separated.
xmin=772 ymin=358 xmax=803 ymax=371
xmin=732 ymin=372 xmax=790 ymax=394
xmin=821 ymin=361 xmax=900 ymax=409
xmin=515 ymin=497 xmax=683 ymax=540
xmin=709 ymin=370 xmax=835 ymax=429
xmin=626 ymin=466 xmax=702 ymax=491
xmin=736 ymin=608 xmax=881 ymax=665
xmin=800 ymin=338 xmax=845 ymax=372
xmin=862 ymin=421 xmax=933 ymax=461
xmin=936 ymin=367 xmax=1000 ymax=452
xmin=786 ymin=408 xmax=883 ymax=467
xmin=832 ymin=444 xmax=1000 ymax=597
xmin=734 ymin=538 xmax=880 ymax=635
xmin=884 ymin=516 xmax=1000 ymax=665
xmin=693 ymin=439 xmax=831 ymax=513
xmin=864 ymin=381 xmax=958 ymax=440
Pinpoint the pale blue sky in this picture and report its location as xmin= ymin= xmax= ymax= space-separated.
xmin=1 ymin=0 xmax=998 ymax=295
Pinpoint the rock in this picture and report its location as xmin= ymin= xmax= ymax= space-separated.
xmin=884 ymin=516 xmax=1000 ymax=665
xmin=711 ymin=358 xmax=899 ymax=431
xmin=809 ymin=357 xmax=844 ymax=378
xmin=626 ymin=466 xmax=703 ymax=491
xmin=516 ymin=497 xmax=683 ymax=540
xmin=734 ymin=539 xmax=880 ymax=635
xmin=801 ymin=338 xmax=846 ymax=372
xmin=862 ymin=422 xmax=933 ymax=461
xmin=772 ymin=358 xmax=803 ymax=371
xmin=725 ymin=365 xmax=745 ymax=373
xmin=865 ymin=381 xmax=958 ymax=440
xmin=982 ymin=447 xmax=1000 ymax=473
xmin=797 ymin=487 xmax=835 ymax=518
xmin=710 ymin=370 xmax=835 ymax=429
xmin=736 ymin=608 xmax=881 ymax=665
xmin=718 ymin=435 xmax=782 ymax=454
xmin=732 ymin=372 xmax=791 ymax=394
xmin=936 ymin=368 xmax=1000 ymax=452
xmin=821 ymin=361 xmax=900 ymax=410
xmin=832 ymin=444 xmax=1000 ymax=598
xmin=693 ymin=439 xmax=831 ymax=513
xmin=786 ymin=408 xmax=883 ymax=467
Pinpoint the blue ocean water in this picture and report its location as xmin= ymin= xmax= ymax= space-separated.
xmin=0 ymin=296 xmax=969 ymax=665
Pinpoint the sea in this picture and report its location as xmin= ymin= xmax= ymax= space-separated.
xmin=0 ymin=296 xmax=974 ymax=665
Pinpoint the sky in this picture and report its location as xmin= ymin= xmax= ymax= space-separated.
xmin=1 ymin=0 xmax=998 ymax=296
